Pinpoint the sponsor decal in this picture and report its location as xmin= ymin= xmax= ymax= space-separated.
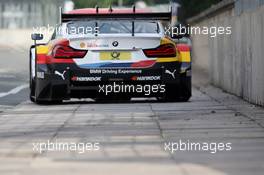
xmin=165 ymin=69 xmax=176 ymax=79
xmin=108 ymin=78 xmax=124 ymax=81
xmin=98 ymin=82 xmax=166 ymax=96
xmin=55 ymin=70 xmax=66 ymax=80
xmin=86 ymin=42 xmax=109 ymax=48
xmin=80 ymin=42 xmax=86 ymax=48
xmin=111 ymin=51 xmax=121 ymax=60
xmin=90 ymin=69 xmax=142 ymax=75
xmin=112 ymin=41 xmax=119 ymax=47
xmin=37 ymin=72 xmax=45 ymax=79
xmin=131 ymin=76 xmax=161 ymax=81
xmin=71 ymin=76 xmax=101 ymax=82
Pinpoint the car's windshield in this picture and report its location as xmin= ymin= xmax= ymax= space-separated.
xmin=66 ymin=20 xmax=159 ymax=35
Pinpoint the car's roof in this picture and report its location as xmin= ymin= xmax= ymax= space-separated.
xmin=67 ymin=8 xmax=150 ymax=14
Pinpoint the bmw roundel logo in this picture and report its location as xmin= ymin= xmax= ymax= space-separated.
xmin=112 ymin=41 xmax=119 ymax=47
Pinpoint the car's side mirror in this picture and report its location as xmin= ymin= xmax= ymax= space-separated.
xmin=31 ymin=33 xmax=43 ymax=41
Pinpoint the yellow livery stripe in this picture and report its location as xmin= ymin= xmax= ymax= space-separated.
xmin=36 ymin=45 xmax=49 ymax=54
xmin=179 ymin=51 xmax=191 ymax=62
xmin=156 ymin=57 xmax=178 ymax=62
xmin=160 ymin=37 xmax=175 ymax=46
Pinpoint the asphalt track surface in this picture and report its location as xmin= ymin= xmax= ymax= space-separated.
xmin=0 ymin=48 xmax=264 ymax=175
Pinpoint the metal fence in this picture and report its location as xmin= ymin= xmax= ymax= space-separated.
xmin=0 ymin=0 xmax=64 ymax=29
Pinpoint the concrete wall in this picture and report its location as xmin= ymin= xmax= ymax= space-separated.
xmin=0 ymin=29 xmax=52 ymax=49
xmin=189 ymin=0 xmax=264 ymax=106
xmin=0 ymin=0 xmax=62 ymax=49
xmin=0 ymin=0 xmax=64 ymax=29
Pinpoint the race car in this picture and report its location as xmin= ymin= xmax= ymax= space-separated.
xmin=30 ymin=7 xmax=191 ymax=103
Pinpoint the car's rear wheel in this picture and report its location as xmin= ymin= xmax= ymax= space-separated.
xmin=30 ymin=82 xmax=63 ymax=104
xmin=29 ymin=79 xmax=36 ymax=103
xmin=159 ymin=77 xmax=191 ymax=102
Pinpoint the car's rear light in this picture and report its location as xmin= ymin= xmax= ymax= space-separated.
xmin=131 ymin=60 xmax=156 ymax=68
xmin=52 ymin=40 xmax=87 ymax=59
xmin=143 ymin=44 xmax=176 ymax=58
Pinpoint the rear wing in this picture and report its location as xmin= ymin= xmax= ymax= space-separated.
xmin=60 ymin=6 xmax=172 ymax=23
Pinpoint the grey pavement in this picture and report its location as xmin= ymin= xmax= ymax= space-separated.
xmin=0 ymin=47 xmax=263 ymax=175
xmin=0 ymin=79 xmax=263 ymax=174
xmin=0 ymin=47 xmax=29 ymax=108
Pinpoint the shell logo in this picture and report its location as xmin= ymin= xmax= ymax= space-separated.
xmin=80 ymin=42 xmax=86 ymax=48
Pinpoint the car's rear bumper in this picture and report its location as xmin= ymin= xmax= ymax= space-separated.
xmin=34 ymin=62 xmax=191 ymax=101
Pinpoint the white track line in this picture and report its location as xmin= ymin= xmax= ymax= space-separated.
xmin=0 ymin=84 xmax=29 ymax=98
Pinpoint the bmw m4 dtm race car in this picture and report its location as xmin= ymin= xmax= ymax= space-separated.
xmin=30 ymin=7 xmax=191 ymax=103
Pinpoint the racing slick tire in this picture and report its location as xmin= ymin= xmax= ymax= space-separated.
xmin=29 ymin=79 xmax=36 ymax=103
xmin=159 ymin=77 xmax=191 ymax=102
xmin=30 ymin=80 xmax=62 ymax=104
xmin=29 ymin=79 xmax=62 ymax=104
xmin=29 ymin=80 xmax=63 ymax=105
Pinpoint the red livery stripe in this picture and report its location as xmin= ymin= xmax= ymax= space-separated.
xmin=177 ymin=44 xmax=190 ymax=52
xmin=37 ymin=54 xmax=74 ymax=64
xmin=131 ymin=60 xmax=156 ymax=68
